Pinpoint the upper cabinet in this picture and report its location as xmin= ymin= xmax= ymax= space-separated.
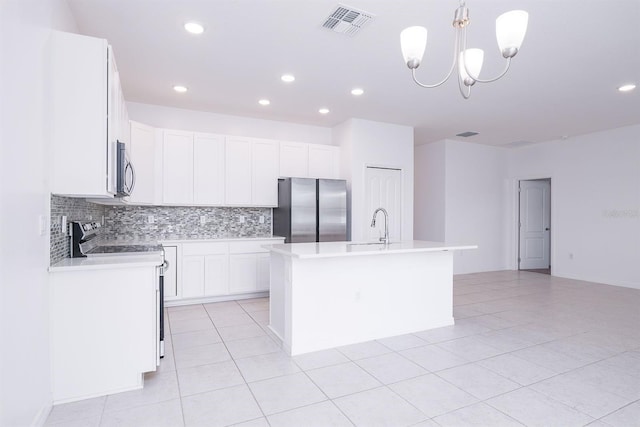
xmin=194 ymin=133 xmax=225 ymax=205
xmin=162 ymin=129 xmax=194 ymax=205
xmin=128 ymin=121 xmax=156 ymax=204
xmin=225 ymin=137 xmax=279 ymax=207
xmin=50 ymin=31 xmax=128 ymax=198
xmin=127 ymin=124 xmax=338 ymax=207
xmin=280 ymin=141 xmax=340 ymax=179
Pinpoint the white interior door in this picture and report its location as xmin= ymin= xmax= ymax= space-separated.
xmin=364 ymin=167 xmax=402 ymax=242
xmin=519 ymin=179 xmax=551 ymax=270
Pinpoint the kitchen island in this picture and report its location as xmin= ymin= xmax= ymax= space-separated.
xmin=266 ymin=241 xmax=476 ymax=355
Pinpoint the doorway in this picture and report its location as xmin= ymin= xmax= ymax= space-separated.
xmin=518 ymin=178 xmax=551 ymax=274
xmin=364 ymin=166 xmax=402 ymax=242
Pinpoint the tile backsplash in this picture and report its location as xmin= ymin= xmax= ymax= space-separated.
xmin=104 ymin=205 xmax=272 ymax=241
xmin=50 ymin=195 xmax=107 ymax=264
xmin=50 ymin=195 xmax=273 ymax=265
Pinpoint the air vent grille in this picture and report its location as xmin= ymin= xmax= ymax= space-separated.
xmin=456 ymin=131 xmax=479 ymax=138
xmin=322 ymin=5 xmax=374 ymax=36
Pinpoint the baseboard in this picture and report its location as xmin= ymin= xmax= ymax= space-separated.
xmin=164 ymin=291 xmax=269 ymax=307
xmin=32 ymin=400 xmax=52 ymax=427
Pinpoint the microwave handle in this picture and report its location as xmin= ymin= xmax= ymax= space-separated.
xmin=125 ymin=161 xmax=136 ymax=194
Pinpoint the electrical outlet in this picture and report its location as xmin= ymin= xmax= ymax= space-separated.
xmin=259 ymin=215 xmax=265 ymax=224
xmin=200 ymin=216 xmax=207 ymax=225
xmin=148 ymin=215 xmax=155 ymax=224
xmin=239 ymin=215 xmax=245 ymax=224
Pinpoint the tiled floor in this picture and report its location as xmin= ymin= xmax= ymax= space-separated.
xmin=46 ymin=271 xmax=640 ymax=427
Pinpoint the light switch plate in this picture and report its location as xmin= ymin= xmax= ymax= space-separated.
xmin=148 ymin=215 xmax=155 ymax=224
xmin=259 ymin=216 xmax=265 ymax=224
xmin=239 ymin=215 xmax=245 ymax=224
xmin=200 ymin=216 xmax=207 ymax=225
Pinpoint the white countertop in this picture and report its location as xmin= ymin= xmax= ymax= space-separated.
xmin=158 ymin=236 xmax=284 ymax=244
xmin=49 ymin=253 xmax=163 ymax=272
xmin=267 ymin=240 xmax=477 ymax=259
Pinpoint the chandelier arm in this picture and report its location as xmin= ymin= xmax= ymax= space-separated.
xmin=457 ymin=68 xmax=472 ymax=99
xmin=409 ymin=27 xmax=460 ymax=89
xmin=469 ymin=57 xmax=512 ymax=83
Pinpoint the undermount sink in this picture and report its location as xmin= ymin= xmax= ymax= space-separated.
xmin=347 ymin=241 xmax=397 ymax=246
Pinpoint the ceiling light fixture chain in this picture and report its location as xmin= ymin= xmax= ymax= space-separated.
xmin=400 ymin=1 xmax=528 ymax=99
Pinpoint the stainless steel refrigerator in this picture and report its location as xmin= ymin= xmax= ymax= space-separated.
xmin=274 ymin=178 xmax=347 ymax=243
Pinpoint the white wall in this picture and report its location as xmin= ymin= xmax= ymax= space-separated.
xmin=507 ymin=125 xmax=640 ymax=289
xmin=127 ymin=102 xmax=333 ymax=146
xmin=444 ymin=140 xmax=508 ymax=274
xmin=334 ymin=119 xmax=414 ymax=242
xmin=415 ymin=139 xmax=509 ymax=274
xmin=414 ymin=140 xmax=446 ymax=242
xmin=0 ymin=0 xmax=77 ymax=425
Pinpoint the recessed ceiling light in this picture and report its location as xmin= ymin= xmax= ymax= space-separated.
xmin=184 ymin=22 xmax=204 ymax=34
xmin=319 ymin=108 xmax=330 ymax=114
xmin=258 ymin=99 xmax=270 ymax=106
xmin=618 ymin=83 xmax=636 ymax=92
xmin=351 ymin=88 xmax=364 ymax=96
xmin=173 ymin=85 xmax=188 ymax=93
xmin=281 ymin=74 xmax=295 ymax=83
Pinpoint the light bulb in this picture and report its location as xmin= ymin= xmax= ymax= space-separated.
xmin=496 ymin=10 xmax=528 ymax=58
xmin=400 ymin=26 xmax=427 ymax=69
xmin=459 ymin=48 xmax=484 ymax=86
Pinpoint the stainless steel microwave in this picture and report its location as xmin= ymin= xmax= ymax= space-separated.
xmin=116 ymin=141 xmax=135 ymax=197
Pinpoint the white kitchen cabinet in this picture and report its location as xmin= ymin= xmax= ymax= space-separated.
xmin=180 ymin=242 xmax=229 ymax=299
xmin=129 ymin=121 xmax=157 ymax=204
xmin=164 ymin=238 xmax=284 ymax=304
xmin=162 ymin=246 xmax=178 ymax=299
xmin=308 ymin=145 xmax=340 ymax=179
xmin=162 ymin=129 xmax=194 ymax=204
xmin=279 ymin=141 xmax=309 ymax=178
xmin=204 ymin=255 xmax=229 ymax=295
xmin=279 ymin=141 xmax=340 ymax=179
xmin=50 ymin=31 xmax=122 ymax=198
xmin=225 ymin=137 xmax=279 ymax=207
xmin=49 ymin=262 xmax=159 ymax=403
xmin=224 ymin=137 xmax=253 ymax=206
xmin=256 ymin=253 xmax=271 ymax=291
xmin=194 ymin=133 xmax=225 ymax=205
xmin=251 ymin=139 xmax=279 ymax=206
xmin=181 ymin=256 xmax=205 ymax=298
xmin=228 ymin=240 xmax=276 ymax=294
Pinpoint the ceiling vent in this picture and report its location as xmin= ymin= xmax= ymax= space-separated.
xmin=456 ymin=131 xmax=479 ymax=138
xmin=322 ymin=4 xmax=374 ymax=36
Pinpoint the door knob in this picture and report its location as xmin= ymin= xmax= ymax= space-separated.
xmin=545 ymin=227 xmax=550 ymax=231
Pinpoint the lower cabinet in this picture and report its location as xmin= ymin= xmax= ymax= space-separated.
xmin=165 ymin=238 xmax=284 ymax=303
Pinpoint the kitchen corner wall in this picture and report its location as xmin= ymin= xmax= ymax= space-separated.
xmin=50 ymin=195 xmax=272 ymax=265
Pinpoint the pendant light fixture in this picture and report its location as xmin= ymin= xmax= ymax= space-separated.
xmin=400 ymin=1 xmax=528 ymax=99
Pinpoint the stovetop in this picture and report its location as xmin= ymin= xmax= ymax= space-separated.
xmin=86 ymin=244 xmax=164 ymax=255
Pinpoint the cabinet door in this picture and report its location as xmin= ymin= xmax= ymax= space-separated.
xmin=224 ymin=137 xmax=252 ymax=205
xmin=50 ymin=32 xmax=111 ymax=197
xmin=129 ymin=121 xmax=156 ymax=204
xmin=204 ymin=255 xmax=229 ymax=296
xmin=181 ymin=256 xmax=204 ymax=298
xmin=229 ymin=254 xmax=257 ymax=293
xmin=252 ymin=139 xmax=279 ymax=206
xmin=163 ymin=130 xmax=194 ymax=204
xmin=162 ymin=246 xmax=178 ymax=299
xmin=279 ymin=141 xmax=309 ymax=178
xmin=308 ymin=145 xmax=340 ymax=179
xmin=256 ymin=253 xmax=271 ymax=291
xmin=194 ymin=133 xmax=225 ymax=205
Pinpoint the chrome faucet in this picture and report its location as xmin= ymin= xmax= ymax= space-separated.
xmin=370 ymin=207 xmax=390 ymax=245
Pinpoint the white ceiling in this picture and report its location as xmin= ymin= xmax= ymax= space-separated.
xmin=67 ymin=0 xmax=640 ymax=146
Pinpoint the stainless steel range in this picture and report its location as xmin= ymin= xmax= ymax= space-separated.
xmin=69 ymin=220 xmax=166 ymax=358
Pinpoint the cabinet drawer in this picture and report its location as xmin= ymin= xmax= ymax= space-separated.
xmin=229 ymin=240 xmax=280 ymax=254
xmin=182 ymin=242 xmax=228 ymax=256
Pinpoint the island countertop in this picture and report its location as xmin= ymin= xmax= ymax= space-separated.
xmin=266 ymin=240 xmax=477 ymax=259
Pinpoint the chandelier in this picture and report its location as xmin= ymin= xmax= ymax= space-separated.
xmin=400 ymin=1 xmax=528 ymax=99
